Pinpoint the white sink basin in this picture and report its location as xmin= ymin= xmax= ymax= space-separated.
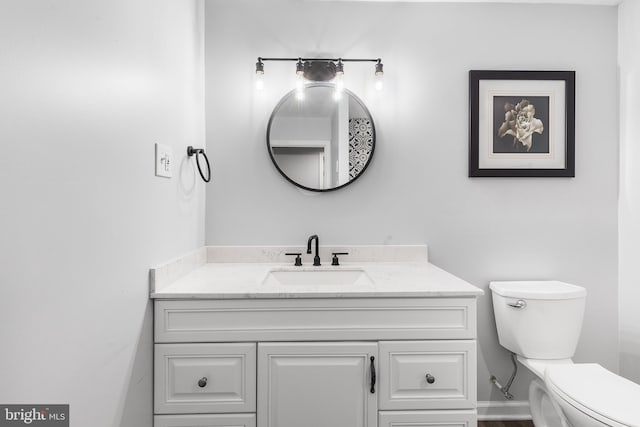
xmin=262 ymin=268 xmax=374 ymax=288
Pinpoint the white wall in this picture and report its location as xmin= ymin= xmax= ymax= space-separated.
xmin=0 ymin=1 xmax=205 ymax=426
xmin=204 ymin=0 xmax=619 ymax=405
xmin=619 ymin=0 xmax=640 ymax=384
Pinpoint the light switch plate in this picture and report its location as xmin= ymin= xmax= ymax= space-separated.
xmin=155 ymin=143 xmax=173 ymax=178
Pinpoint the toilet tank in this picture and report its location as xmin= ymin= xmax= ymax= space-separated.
xmin=490 ymin=281 xmax=586 ymax=359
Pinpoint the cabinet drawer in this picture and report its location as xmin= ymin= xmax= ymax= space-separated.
xmin=154 ymin=343 xmax=256 ymax=414
xmin=154 ymin=414 xmax=256 ymax=427
xmin=379 ymin=410 xmax=477 ymax=427
xmin=379 ymin=341 xmax=476 ymax=410
xmin=155 ymin=298 xmax=476 ymax=343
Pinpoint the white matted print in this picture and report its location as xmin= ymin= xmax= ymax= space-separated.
xmin=469 ymin=71 xmax=575 ymax=177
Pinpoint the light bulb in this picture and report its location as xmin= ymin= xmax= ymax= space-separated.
xmin=255 ymin=59 xmax=265 ymax=91
xmin=375 ymin=73 xmax=384 ymax=91
xmin=255 ymin=72 xmax=264 ymax=91
xmin=296 ymin=74 xmax=305 ymax=91
xmin=333 ymin=73 xmax=344 ymax=101
xmin=295 ymin=74 xmax=305 ymax=100
xmin=374 ymin=61 xmax=384 ymax=91
xmin=335 ymin=60 xmax=345 ymax=92
xmin=335 ymin=73 xmax=344 ymax=92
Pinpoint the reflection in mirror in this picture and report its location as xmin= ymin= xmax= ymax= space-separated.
xmin=267 ymin=84 xmax=375 ymax=192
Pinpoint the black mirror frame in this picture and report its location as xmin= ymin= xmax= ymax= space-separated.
xmin=266 ymin=83 xmax=376 ymax=192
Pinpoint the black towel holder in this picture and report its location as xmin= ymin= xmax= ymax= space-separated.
xmin=187 ymin=146 xmax=211 ymax=183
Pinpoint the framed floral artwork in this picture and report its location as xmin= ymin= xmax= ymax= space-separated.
xmin=469 ymin=70 xmax=575 ymax=177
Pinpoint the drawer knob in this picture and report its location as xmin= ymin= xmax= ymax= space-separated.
xmin=425 ymin=374 xmax=436 ymax=384
xmin=197 ymin=377 xmax=208 ymax=388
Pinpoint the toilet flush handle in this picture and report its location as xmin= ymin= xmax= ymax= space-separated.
xmin=507 ymin=299 xmax=527 ymax=309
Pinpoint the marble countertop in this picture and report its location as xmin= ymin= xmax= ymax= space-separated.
xmin=149 ymin=245 xmax=483 ymax=299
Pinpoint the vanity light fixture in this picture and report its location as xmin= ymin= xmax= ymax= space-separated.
xmin=375 ymin=60 xmax=384 ymax=91
xmin=333 ymin=59 xmax=345 ymax=100
xmin=295 ymin=58 xmax=305 ymax=100
xmin=255 ymin=56 xmax=384 ymax=93
xmin=295 ymin=58 xmax=305 ymax=76
xmin=255 ymin=58 xmax=264 ymax=90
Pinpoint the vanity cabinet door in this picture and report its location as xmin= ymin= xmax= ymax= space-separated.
xmin=378 ymin=341 xmax=476 ymax=410
xmin=154 ymin=343 xmax=256 ymax=414
xmin=257 ymin=342 xmax=378 ymax=427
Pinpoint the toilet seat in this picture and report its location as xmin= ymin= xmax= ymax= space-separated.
xmin=544 ymin=363 xmax=640 ymax=427
xmin=516 ymin=355 xmax=573 ymax=378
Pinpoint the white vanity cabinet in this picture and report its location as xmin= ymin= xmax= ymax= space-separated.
xmin=153 ymin=297 xmax=478 ymax=427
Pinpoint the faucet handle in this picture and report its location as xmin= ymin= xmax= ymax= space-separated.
xmin=331 ymin=252 xmax=349 ymax=266
xmin=285 ymin=253 xmax=302 ymax=266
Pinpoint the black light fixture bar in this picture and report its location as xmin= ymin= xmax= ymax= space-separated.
xmin=255 ymin=56 xmax=384 ymax=87
xmin=258 ymin=57 xmax=381 ymax=63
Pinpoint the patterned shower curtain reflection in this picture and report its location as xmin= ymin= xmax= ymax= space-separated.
xmin=348 ymin=118 xmax=374 ymax=180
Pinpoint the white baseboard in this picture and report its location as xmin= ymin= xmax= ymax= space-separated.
xmin=477 ymin=400 xmax=532 ymax=420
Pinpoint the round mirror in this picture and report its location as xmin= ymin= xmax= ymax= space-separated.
xmin=267 ymin=83 xmax=375 ymax=192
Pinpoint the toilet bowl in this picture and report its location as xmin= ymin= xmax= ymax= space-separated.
xmin=528 ymin=378 xmax=566 ymax=427
xmin=490 ymin=281 xmax=640 ymax=427
xmin=517 ymin=356 xmax=572 ymax=427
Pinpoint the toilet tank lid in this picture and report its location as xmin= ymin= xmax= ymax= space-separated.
xmin=545 ymin=364 xmax=640 ymax=426
xmin=489 ymin=280 xmax=586 ymax=300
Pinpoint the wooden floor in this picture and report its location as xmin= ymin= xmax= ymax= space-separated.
xmin=478 ymin=421 xmax=534 ymax=427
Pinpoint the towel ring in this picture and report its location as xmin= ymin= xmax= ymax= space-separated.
xmin=187 ymin=146 xmax=211 ymax=183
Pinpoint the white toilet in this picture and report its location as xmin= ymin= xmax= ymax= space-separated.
xmin=490 ymin=280 xmax=640 ymax=427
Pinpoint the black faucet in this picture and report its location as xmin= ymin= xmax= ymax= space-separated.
xmin=307 ymin=234 xmax=321 ymax=266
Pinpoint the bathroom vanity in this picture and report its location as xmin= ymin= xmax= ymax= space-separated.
xmin=150 ymin=246 xmax=483 ymax=427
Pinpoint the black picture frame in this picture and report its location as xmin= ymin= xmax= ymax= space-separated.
xmin=469 ymin=70 xmax=575 ymax=177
